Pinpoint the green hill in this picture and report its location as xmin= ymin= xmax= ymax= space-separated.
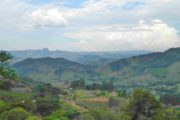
xmin=99 ymin=47 xmax=180 ymax=94
xmin=13 ymin=57 xmax=96 ymax=83
xmin=13 ymin=48 xmax=180 ymax=94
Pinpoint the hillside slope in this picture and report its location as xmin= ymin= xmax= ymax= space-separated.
xmin=99 ymin=47 xmax=180 ymax=94
xmin=13 ymin=48 xmax=180 ymax=94
xmin=13 ymin=57 xmax=96 ymax=83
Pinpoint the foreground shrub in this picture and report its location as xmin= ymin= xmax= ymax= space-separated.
xmin=0 ymin=100 xmax=10 ymax=113
xmin=45 ymin=109 xmax=70 ymax=120
xmin=0 ymin=107 xmax=30 ymax=120
xmin=35 ymin=96 xmax=60 ymax=116
xmin=26 ymin=116 xmax=41 ymax=120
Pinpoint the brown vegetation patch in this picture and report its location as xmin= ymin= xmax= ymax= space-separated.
xmin=83 ymin=97 xmax=108 ymax=103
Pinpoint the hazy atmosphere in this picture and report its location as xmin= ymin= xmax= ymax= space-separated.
xmin=0 ymin=1 xmax=180 ymax=120
xmin=0 ymin=0 xmax=180 ymax=51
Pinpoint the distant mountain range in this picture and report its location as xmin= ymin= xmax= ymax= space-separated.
xmin=9 ymin=48 xmax=150 ymax=66
xmin=12 ymin=47 xmax=180 ymax=94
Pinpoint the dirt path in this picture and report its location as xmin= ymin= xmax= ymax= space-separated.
xmin=63 ymin=99 xmax=88 ymax=113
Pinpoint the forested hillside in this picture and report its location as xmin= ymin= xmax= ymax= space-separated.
xmin=13 ymin=48 xmax=180 ymax=95
xmin=0 ymin=51 xmax=180 ymax=120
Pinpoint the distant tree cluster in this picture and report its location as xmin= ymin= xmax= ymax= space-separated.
xmin=70 ymin=79 xmax=85 ymax=89
xmin=33 ymin=83 xmax=61 ymax=97
xmin=70 ymin=79 xmax=115 ymax=91
xmin=160 ymin=94 xmax=180 ymax=105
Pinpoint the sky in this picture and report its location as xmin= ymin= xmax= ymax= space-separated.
xmin=0 ymin=0 xmax=180 ymax=51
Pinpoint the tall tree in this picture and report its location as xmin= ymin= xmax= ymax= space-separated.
xmin=0 ymin=50 xmax=15 ymax=78
xmin=128 ymin=89 xmax=160 ymax=120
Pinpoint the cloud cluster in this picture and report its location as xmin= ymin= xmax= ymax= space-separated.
xmin=65 ymin=20 xmax=180 ymax=51
xmin=17 ymin=0 xmax=180 ymax=30
xmin=0 ymin=0 xmax=180 ymax=51
xmin=25 ymin=8 xmax=68 ymax=29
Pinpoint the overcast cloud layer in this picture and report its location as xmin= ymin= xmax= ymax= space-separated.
xmin=0 ymin=0 xmax=180 ymax=51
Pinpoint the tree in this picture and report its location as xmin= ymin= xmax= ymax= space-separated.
xmin=85 ymin=83 xmax=102 ymax=90
xmin=117 ymin=90 xmax=126 ymax=97
xmin=35 ymin=97 xmax=60 ymax=116
xmin=0 ymin=51 xmax=12 ymax=64
xmin=128 ymin=89 xmax=160 ymax=120
xmin=102 ymin=80 xmax=114 ymax=91
xmin=160 ymin=94 xmax=180 ymax=105
xmin=70 ymin=79 xmax=85 ymax=89
xmin=33 ymin=83 xmax=60 ymax=97
xmin=0 ymin=51 xmax=15 ymax=78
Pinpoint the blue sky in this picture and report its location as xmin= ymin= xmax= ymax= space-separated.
xmin=0 ymin=0 xmax=180 ymax=51
xmin=25 ymin=0 xmax=85 ymax=7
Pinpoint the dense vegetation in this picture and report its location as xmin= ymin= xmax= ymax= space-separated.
xmin=13 ymin=48 xmax=180 ymax=96
xmin=0 ymin=50 xmax=180 ymax=119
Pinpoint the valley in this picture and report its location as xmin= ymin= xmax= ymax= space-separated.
xmin=0 ymin=48 xmax=180 ymax=120
xmin=13 ymin=48 xmax=180 ymax=95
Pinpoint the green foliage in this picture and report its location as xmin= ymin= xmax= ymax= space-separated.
xmin=0 ymin=50 xmax=15 ymax=78
xmin=91 ymin=108 xmax=114 ymax=120
xmin=0 ymin=107 xmax=30 ymax=120
xmin=0 ymin=90 xmax=31 ymax=102
xmin=85 ymin=83 xmax=102 ymax=90
xmin=35 ymin=96 xmax=60 ymax=116
xmin=71 ymin=79 xmax=85 ymax=89
xmin=80 ymin=113 xmax=95 ymax=120
xmin=45 ymin=103 xmax=79 ymax=120
xmin=0 ymin=51 xmax=12 ymax=64
xmin=160 ymin=94 xmax=180 ymax=105
xmin=1 ymin=68 xmax=16 ymax=79
xmin=0 ymin=100 xmax=10 ymax=113
xmin=33 ymin=83 xmax=60 ymax=97
xmin=25 ymin=116 xmax=41 ymax=120
xmin=176 ymin=108 xmax=180 ymax=120
xmin=61 ymin=103 xmax=79 ymax=118
xmin=102 ymin=80 xmax=114 ymax=91
xmin=128 ymin=89 xmax=160 ymax=120
xmin=45 ymin=109 xmax=70 ymax=120
xmin=117 ymin=90 xmax=126 ymax=97
xmin=153 ymin=107 xmax=178 ymax=120
xmin=14 ymin=99 xmax=36 ymax=112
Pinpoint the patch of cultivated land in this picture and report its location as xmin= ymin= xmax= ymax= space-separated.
xmin=82 ymin=97 xmax=108 ymax=103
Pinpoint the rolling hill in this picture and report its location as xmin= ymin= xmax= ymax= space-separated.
xmin=99 ymin=47 xmax=180 ymax=94
xmin=13 ymin=57 xmax=97 ymax=83
xmin=13 ymin=47 xmax=180 ymax=94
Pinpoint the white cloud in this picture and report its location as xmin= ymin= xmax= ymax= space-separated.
xmin=0 ymin=0 xmax=32 ymax=30
xmin=65 ymin=20 xmax=180 ymax=51
xmin=0 ymin=0 xmax=180 ymax=51
xmin=25 ymin=8 xmax=68 ymax=29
